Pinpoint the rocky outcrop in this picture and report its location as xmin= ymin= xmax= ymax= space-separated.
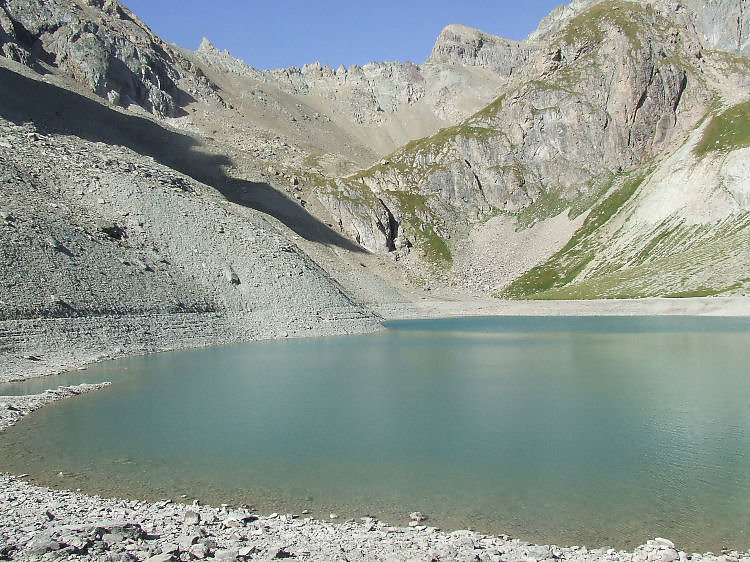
xmin=315 ymin=180 xmax=396 ymax=252
xmin=427 ymin=24 xmax=530 ymax=76
xmin=530 ymin=0 xmax=750 ymax=56
xmin=310 ymin=0 xmax=749 ymax=298
xmin=0 ymin=0 xmax=207 ymax=116
xmin=0 ymin=3 xmax=27 ymax=64
xmin=195 ymin=36 xmax=258 ymax=77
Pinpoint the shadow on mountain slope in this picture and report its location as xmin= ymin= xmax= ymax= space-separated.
xmin=0 ymin=65 xmax=365 ymax=252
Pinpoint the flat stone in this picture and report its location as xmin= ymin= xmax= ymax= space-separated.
xmin=145 ymin=554 xmax=175 ymax=562
xmin=189 ymin=543 xmax=209 ymax=559
xmin=161 ymin=542 xmax=179 ymax=554
xmin=659 ymin=549 xmax=680 ymax=562
xmin=214 ymin=548 xmax=239 ymax=560
xmin=26 ymin=535 xmax=60 ymax=554
xmin=184 ymin=510 xmax=201 ymax=525
xmin=238 ymin=545 xmax=259 ymax=557
xmin=177 ymin=534 xmax=199 ymax=550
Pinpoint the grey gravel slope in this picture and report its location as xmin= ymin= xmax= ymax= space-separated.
xmin=0 ymin=55 xmax=380 ymax=382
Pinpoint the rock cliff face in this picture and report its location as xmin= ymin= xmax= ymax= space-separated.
xmin=193 ymin=34 xmax=507 ymax=156
xmin=427 ymin=23 xmax=530 ymax=76
xmin=309 ymin=0 xmax=749 ymax=296
xmin=0 ymin=0 xmax=219 ymax=116
xmin=0 ymin=0 xmax=747 ymax=308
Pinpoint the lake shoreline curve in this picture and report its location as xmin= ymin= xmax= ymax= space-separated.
xmin=2 ymin=296 xmax=750 ymax=560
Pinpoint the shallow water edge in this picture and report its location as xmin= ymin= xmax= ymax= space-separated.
xmin=1 ymin=301 xmax=750 ymax=560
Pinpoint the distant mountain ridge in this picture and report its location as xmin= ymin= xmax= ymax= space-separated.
xmin=0 ymin=0 xmax=748 ymax=303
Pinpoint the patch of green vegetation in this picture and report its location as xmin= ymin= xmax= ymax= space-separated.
xmin=480 ymin=206 xmax=504 ymax=224
xmin=561 ymin=0 xmax=650 ymax=51
xmin=531 ymin=276 xmax=737 ymax=301
xmin=302 ymin=153 xmax=324 ymax=169
xmin=417 ymin=223 xmax=452 ymax=265
xmin=514 ymin=188 xmax=570 ymax=230
xmin=566 ymin=173 xmax=645 ymax=248
xmin=631 ymin=221 xmax=683 ymax=265
xmin=523 ymin=64 xmax=591 ymax=97
xmin=663 ymin=287 xmax=723 ymax=298
xmin=470 ymin=93 xmax=507 ymax=120
xmin=513 ymin=172 xmax=616 ymax=231
xmin=314 ymin=176 xmax=382 ymax=211
xmin=393 ymin=123 xmax=500 ymax=159
xmin=693 ymin=100 xmax=750 ymax=157
xmin=501 ymin=172 xmax=646 ymax=298
xmin=506 ymin=212 xmax=750 ymax=300
xmin=384 ymin=190 xmax=453 ymax=266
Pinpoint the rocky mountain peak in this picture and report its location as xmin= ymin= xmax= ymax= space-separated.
xmin=195 ymin=36 xmax=254 ymax=75
xmin=427 ymin=22 xmax=528 ymax=76
xmin=197 ymin=36 xmax=217 ymax=53
xmin=529 ymin=0 xmax=750 ymax=56
xmin=0 ymin=0 xmax=195 ymax=116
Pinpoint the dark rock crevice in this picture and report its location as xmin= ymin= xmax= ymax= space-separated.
xmin=379 ymin=198 xmax=399 ymax=252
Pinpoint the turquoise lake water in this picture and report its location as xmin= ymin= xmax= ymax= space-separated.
xmin=0 ymin=316 xmax=748 ymax=551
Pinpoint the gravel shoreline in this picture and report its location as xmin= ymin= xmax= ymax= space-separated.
xmin=5 ymin=467 xmax=743 ymax=562
xmin=2 ymin=298 xmax=750 ymax=560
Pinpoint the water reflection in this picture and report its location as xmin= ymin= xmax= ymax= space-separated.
xmin=1 ymin=316 xmax=749 ymax=552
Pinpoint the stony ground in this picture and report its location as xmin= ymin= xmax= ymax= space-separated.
xmin=3 ymin=296 xmax=750 ymax=561
xmin=1 ymin=2 xmax=750 ymax=558
xmin=8 ymin=462 xmax=733 ymax=562
xmin=4 ymin=469 xmax=746 ymax=562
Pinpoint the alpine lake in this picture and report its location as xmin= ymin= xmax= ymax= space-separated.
xmin=1 ymin=316 xmax=748 ymax=552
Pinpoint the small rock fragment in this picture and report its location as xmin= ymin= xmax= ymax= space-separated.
xmin=145 ymin=554 xmax=174 ymax=562
xmin=184 ymin=510 xmax=201 ymax=525
xmin=161 ymin=542 xmax=179 ymax=554
xmin=190 ymin=543 xmax=210 ymax=559
xmin=98 ymin=220 xmax=124 ymax=239
xmin=224 ymin=265 xmax=240 ymax=285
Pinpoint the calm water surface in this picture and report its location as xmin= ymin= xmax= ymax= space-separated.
xmin=1 ymin=316 xmax=749 ymax=552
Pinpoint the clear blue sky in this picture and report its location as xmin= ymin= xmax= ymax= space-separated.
xmin=122 ymin=0 xmax=564 ymax=70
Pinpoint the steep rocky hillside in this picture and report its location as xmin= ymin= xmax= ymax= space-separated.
xmin=0 ymin=54 xmax=378 ymax=381
xmin=310 ymin=0 xmax=750 ymax=297
xmin=0 ymin=0 xmax=748 ymax=344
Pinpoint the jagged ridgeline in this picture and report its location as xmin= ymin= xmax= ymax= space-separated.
xmin=312 ymin=0 xmax=750 ymax=297
xmin=0 ymin=0 xmax=748 ymax=302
